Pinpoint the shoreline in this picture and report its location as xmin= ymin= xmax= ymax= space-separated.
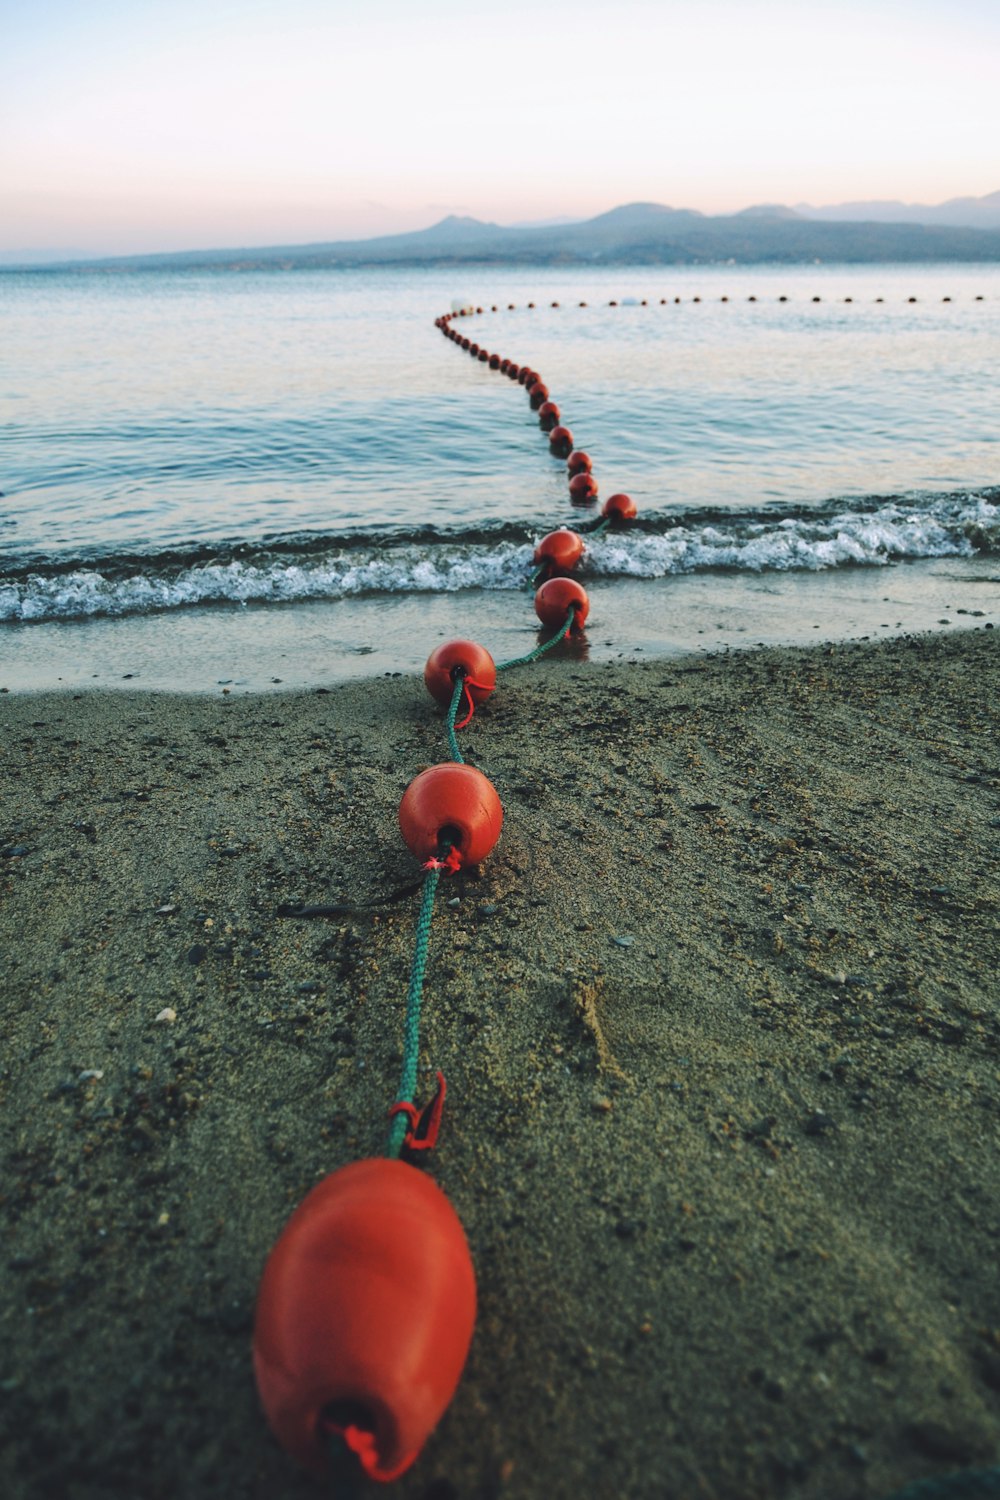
xmin=1 ymin=629 xmax=999 ymax=1499
xmin=1 ymin=553 xmax=997 ymax=695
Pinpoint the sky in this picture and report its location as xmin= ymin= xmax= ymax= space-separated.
xmin=2 ymin=0 xmax=999 ymax=258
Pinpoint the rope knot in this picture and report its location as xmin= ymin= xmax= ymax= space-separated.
xmin=387 ymin=1071 xmax=447 ymax=1153
xmin=422 ymin=846 xmax=462 ymax=874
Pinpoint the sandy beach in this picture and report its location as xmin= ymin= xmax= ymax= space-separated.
xmin=1 ymin=626 xmax=998 ymax=1500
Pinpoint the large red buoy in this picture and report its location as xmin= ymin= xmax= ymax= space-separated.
xmin=537 ymin=400 xmax=561 ymax=431
xmin=535 ymin=577 xmax=589 ymax=630
xmin=528 ymin=382 xmax=549 ymax=409
xmin=548 ymin=426 xmax=574 ymax=457
xmin=399 ymin=763 xmax=503 ymax=867
xmin=254 ymin=1158 xmax=477 ymax=1483
xmin=567 ymin=451 xmax=592 ymax=476
xmin=568 ymin=472 xmax=598 ymax=504
xmin=533 ymin=529 xmax=584 ymax=575
xmin=603 ymin=493 xmax=637 ymax=522
xmin=424 ymin=640 xmax=497 ymax=706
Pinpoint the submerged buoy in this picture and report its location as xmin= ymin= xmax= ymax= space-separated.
xmin=534 ymin=529 xmax=584 ymax=575
xmin=566 ymin=450 xmax=592 ymax=476
xmin=535 ymin=576 xmax=589 ymax=630
xmin=424 ymin=640 xmax=497 ymax=706
xmin=548 ymin=426 xmax=574 ymax=457
xmin=254 ymin=1158 xmax=477 ymax=1483
xmin=603 ymin=492 xmax=637 ymax=522
xmin=399 ymin=763 xmax=503 ymax=868
xmin=568 ymin=472 xmax=598 ymax=504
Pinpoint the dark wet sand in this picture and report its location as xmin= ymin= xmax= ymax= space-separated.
xmin=1 ymin=628 xmax=998 ymax=1500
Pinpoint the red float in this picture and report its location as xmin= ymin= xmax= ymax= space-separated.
xmin=477 ymin=349 xmax=489 ymax=362
xmin=534 ymin=576 xmax=589 ymax=630
xmin=537 ymin=400 xmax=561 ymax=431
xmin=423 ymin=640 xmax=497 ymax=707
xmin=517 ymin=368 xmax=533 ymax=386
xmin=568 ymin=472 xmax=598 ymax=504
xmin=461 ymin=338 xmax=470 ymax=350
xmin=469 ymin=343 xmax=479 ymax=356
xmin=528 ymin=382 xmax=550 ymax=410
xmin=533 ymin=529 xmax=585 ymax=575
xmin=567 ymin=450 xmax=593 ymax=476
xmin=603 ymin=492 xmax=637 ymax=522
xmin=254 ymin=1158 xmax=476 ymax=1483
xmin=499 ymin=358 xmax=510 ymax=372
xmin=548 ymin=426 xmax=574 ymax=457
xmin=507 ymin=364 xmax=520 ymax=379
xmin=399 ymin=763 xmax=503 ymax=868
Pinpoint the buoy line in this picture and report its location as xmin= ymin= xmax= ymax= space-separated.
xmin=251 ymin=297 xmax=1000 ymax=1499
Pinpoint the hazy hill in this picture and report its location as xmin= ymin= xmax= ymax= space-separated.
xmin=10 ymin=195 xmax=1000 ymax=271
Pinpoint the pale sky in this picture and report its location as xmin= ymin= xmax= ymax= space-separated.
xmin=2 ymin=0 xmax=999 ymax=257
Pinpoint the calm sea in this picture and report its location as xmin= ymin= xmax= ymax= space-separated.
xmin=1 ymin=262 xmax=998 ymax=689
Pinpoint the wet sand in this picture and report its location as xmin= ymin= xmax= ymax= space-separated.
xmin=1 ymin=628 xmax=998 ymax=1500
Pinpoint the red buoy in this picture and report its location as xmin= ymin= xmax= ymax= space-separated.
xmin=507 ymin=364 xmax=520 ymax=379
xmin=423 ymin=640 xmax=497 ymax=707
xmin=567 ymin=451 xmax=592 ymax=475
xmin=469 ymin=343 xmax=479 ymax=356
xmin=534 ymin=577 xmax=589 ymax=630
xmin=254 ymin=1158 xmax=476 ymax=1483
xmin=477 ymin=349 xmax=489 ymax=362
xmin=603 ymin=492 xmax=637 ymax=522
xmin=499 ymin=358 xmax=510 ymax=372
xmin=548 ymin=426 xmax=574 ymax=457
xmin=399 ymin=763 xmax=503 ymax=868
xmin=461 ymin=337 xmax=470 ymax=350
xmin=517 ymin=368 xmax=533 ymax=386
xmin=528 ymin=382 xmax=550 ymax=410
xmin=568 ymin=472 xmax=598 ymax=504
xmin=533 ymin=528 xmax=584 ymax=575
xmin=537 ymin=400 xmax=561 ymax=431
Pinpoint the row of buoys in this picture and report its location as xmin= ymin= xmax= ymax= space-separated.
xmin=254 ymin=299 xmax=642 ymax=1488
xmin=449 ymin=293 xmax=986 ymax=307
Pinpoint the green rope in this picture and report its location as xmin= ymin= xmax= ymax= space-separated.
xmin=527 ymin=562 xmax=547 ymax=590
xmin=495 ymin=607 xmax=577 ymax=670
xmin=445 ymin=674 xmax=465 ymax=763
xmin=883 ymin=1472 xmax=1000 ymax=1499
xmin=586 ymin=517 xmax=611 ymax=540
xmin=386 ymin=863 xmax=441 ymax=1158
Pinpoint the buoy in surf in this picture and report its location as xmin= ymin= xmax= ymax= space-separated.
xmin=424 ymin=640 xmax=497 ymax=707
xmin=602 ymin=492 xmax=637 ymax=522
xmin=534 ymin=577 xmax=589 ymax=630
xmin=548 ymin=426 xmax=574 ymax=457
xmin=253 ymin=1157 xmax=476 ymax=1483
xmin=568 ymin=472 xmax=598 ymax=504
xmin=567 ymin=451 xmax=592 ymax=476
xmin=399 ymin=764 xmax=503 ymax=868
xmin=533 ymin=529 xmax=584 ymax=575
xmin=537 ymin=400 xmax=561 ymax=431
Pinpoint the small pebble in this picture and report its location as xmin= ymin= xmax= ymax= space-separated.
xmin=155 ymin=904 xmax=176 ymax=915
xmin=611 ymin=935 xmax=635 ymax=948
xmin=592 ymin=1095 xmax=613 ymax=1113
xmin=78 ymin=1069 xmax=104 ymax=1083
xmin=155 ymin=1008 xmax=177 ymax=1025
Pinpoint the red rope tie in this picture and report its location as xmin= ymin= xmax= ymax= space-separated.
xmin=455 ymin=676 xmax=492 ymax=729
xmin=386 ymin=1070 xmax=447 ymax=1152
xmin=422 ymin=846 xmax=462 ymax=874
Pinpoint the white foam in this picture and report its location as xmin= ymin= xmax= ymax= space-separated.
xmin=2 ymin=496 xmax=995 ymax=624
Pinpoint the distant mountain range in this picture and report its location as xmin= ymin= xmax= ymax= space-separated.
xmin=8 ymin=191 xmax=1000 ymax=271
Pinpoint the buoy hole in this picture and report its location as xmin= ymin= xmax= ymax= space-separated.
xmin=437 ymin=824 xmax=464 ymax=856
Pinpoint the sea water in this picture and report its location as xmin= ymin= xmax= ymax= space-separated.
xmin=1 ymin=262 xmax=997 ymax=690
